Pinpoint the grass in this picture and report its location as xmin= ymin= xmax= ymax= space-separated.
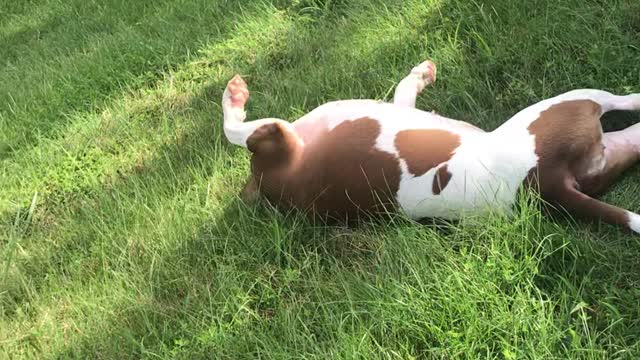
xmin=1 ymin=0 xmax=640 ymax=358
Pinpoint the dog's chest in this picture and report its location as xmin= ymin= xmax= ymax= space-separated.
xmin=290 ymin=101 xmax=540 ymax=220
xmin=378 ymin=121 xmax=539 ymax=220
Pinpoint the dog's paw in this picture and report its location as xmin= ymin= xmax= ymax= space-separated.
xmin=224 ymin=74 xmax=250 ymax=108
xmin=411 ymin=60 xmax=437 ymax=88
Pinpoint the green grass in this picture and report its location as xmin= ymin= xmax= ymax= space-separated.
xmin=1 ymin=0 xmax=640 ymax=358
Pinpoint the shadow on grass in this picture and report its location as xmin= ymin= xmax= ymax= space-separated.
xmin=2 ymin=4 xmax=433 ymax=355
xmin=0 ymin=7 xmax=387 ymax=353
xmin=0 ymin=0 xmax=265 ymax=159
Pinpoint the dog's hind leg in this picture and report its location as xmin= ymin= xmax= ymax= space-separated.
xmin=553 ymin=175 xmax=640 ymax=234
xmin=554 ymin=91 xmax=640 ymax=195
xmin=554 ymin=89 xmax=640 ymax=113
xmin=393 ymin=60 xmax=437 ymax=108
xmin=579 ymin=123 xmax=640 ymax=195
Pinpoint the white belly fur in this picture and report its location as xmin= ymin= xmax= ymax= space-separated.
xmin=371 ymin=105 xmax=538 ymax=220
xmin=290 ymin=94 xmax=601 ymax=220
xmin=395 ymin=130 xmax=538 ymax=220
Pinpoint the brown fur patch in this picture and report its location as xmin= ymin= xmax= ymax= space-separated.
xmin=247 ymin=122 xmax=299 ymax=167
xmin=249 ymin=117 xmax=401 ymax=221
xmin=577 ymin=146 xmax=639 ymax=196
xmin=301 ymin=117 xmax=402 ymax=219
xmin=526 ymin=99 xmax=630 ymax=227
xmin=555 ymin=183 xmax=631 ymax=227
xmin=526 ymin=100 xmax=603 ymax=195
xmin=395 ymin=129 xmax=460 ymax=176
xmin=432 ymin=165 xmax=452 ymax=195
xmin=247 ymin=122 xmax=303 ymax=210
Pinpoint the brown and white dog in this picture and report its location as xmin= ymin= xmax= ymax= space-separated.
xmin=222 ymin=60 xmax=640 ymax=234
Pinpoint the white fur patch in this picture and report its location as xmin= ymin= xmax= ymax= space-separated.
xmin=628 ymin=212 xmax=640 ymax=234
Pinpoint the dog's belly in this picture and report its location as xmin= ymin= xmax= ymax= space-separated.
xmin=291 ymin=100 xmax=485 ymax=144
xmin=395 ymin=153 xmax=531 ymax=220
xmin=393 ymin=131 xmax=538 ymax=220
xmin=291 ymin=101 xmax=538 ymax=220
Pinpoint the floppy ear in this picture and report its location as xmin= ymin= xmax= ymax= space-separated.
xmin=246 ymin=122 xmax=304 ymax=171
xmin=246 ymin=122 xmax=284 ymax=154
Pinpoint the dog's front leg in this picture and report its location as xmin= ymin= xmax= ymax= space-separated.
xmin=393 ymin=60 xmax=437 ymax=108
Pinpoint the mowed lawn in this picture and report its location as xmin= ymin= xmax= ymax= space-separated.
xmin=1 ymin=0 xmax=640 ymax=358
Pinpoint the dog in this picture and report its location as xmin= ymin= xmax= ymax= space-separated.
xmin=221 ymin=60 xmax=640 ymax=234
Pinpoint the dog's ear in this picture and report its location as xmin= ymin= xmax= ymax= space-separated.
xmin=246 ymin=123 xmax=285 ymax=154
xmin=247 ymin=122 xmax=300 ymax=170
xmin=247 ymin=123 xmax=284 ymax=153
